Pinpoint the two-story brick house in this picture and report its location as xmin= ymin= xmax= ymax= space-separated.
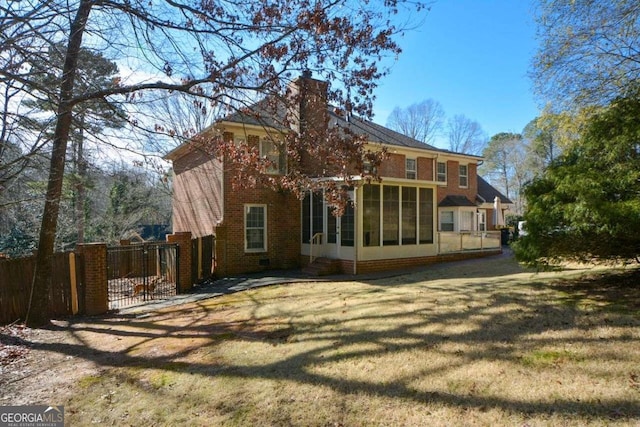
xmin=165 ymin=74 xmax=512 ymax=276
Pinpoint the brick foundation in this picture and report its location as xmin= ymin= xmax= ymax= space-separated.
xmin=354 ymin=249 xmax=502 ymax=275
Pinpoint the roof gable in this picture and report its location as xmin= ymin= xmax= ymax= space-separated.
xmin=477 ymin=176 xmax=513 ymax=204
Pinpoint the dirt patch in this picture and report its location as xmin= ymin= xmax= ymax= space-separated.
xmin=0 ymin=321 xmax=95 ymax=405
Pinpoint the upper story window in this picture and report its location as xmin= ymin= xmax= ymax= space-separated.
xmin=459 ymin=164 xmax=468 ymax=187
xmin=405 ymin=158 xmax=417 ymax=180
xmin=233 ymin=135 xmax=286 ymax=175
xmin=363 ymin=160 xmax=378 ymax=175
xmin=437 ymin=162 xmax=447 ymax=182
xmin=260 ymin=138 xmax=286 ymax=175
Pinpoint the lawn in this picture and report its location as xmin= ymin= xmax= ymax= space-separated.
xmin=2 ymin=252 xmax=639 ymax=426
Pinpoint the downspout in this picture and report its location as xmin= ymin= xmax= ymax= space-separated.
xmin=436 ymin=182 xmax=441 ymax=255
xmin=433 ymin=155 xmax=437 ymax=182
xmin=216 ymin=129 xmax=226 ymax=229
xmin=353 ymin=186 xmax=358 ymax=275
xmin=218 ymin=159 xmax=224 ymax=227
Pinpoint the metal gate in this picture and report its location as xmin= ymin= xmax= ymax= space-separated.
xmin=106 ymin=243 xmax=179 ymax=310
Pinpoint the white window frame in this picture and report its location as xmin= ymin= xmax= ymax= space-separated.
xmin=437 ymin=162 xmax=447 ymax=182
xmin=260 ymin=138 xmax=285 ymax=175
xmin=406 ymin=158 xmax=417 ymax=180
xmin=440 ymin=210 xmax=455 ymax=231
xmin=233 ymin=135 xmax=248 ymax=145
xmin=478 ymin=210 xmax=486 ymax=231
xmin=459 ymin=209 xmax=474 ymax=231
xmin=363 ymin=160 xmax=378 ymax=175
xmin=244 ymin=204 xmax=267 ymax=252
xmin=459 ymin=164 xmax=468 ymax=188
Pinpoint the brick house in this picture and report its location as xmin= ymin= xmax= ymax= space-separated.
xmin=165 ymin=74 xmax=513 ymax=276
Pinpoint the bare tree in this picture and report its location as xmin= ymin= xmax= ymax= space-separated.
xmin=533 ymin=0 xmax=640 ymax=109
xmin=145 ymin=92 xmax=224 ymax=152
xmin=385 ymin=99 xmax=444 ymax=144
xmin=1 ymin=0 xmax=427 ymax=326
xmin=446 ymin=114 xmax=486 ymax=155
xmin=481 ymin=132 xmax=529 ymax=214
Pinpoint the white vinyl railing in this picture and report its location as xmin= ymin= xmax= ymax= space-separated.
xmin=437 ymin=231 xmax=501 ymax=254
xmin=309 ymin=233 xmax=324 ymax=264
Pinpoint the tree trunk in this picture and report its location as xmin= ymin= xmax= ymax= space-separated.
xmin=76 ymin=113 xmax=86 ymax=244
xmin=26 ymin=0 xmax=93 ymax=328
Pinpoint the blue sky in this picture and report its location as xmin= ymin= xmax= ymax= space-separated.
xmin=372 ymin=0 xmax=540 ymax=148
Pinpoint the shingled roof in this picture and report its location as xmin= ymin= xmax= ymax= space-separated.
xmin=477 ymin=176 xmax=513 ymax=204
xmin=221 ymin=98 xmax=480 ymax=158
xmin=438 ymin=195 xmax=477 ymax=207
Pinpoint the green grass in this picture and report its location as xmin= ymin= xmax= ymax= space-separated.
xmin=520 ymin=349 xmax=585 ymax=367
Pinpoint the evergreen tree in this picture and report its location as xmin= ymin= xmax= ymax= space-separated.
xmin=24 ymin=44 xmax=126 ymax=245
xmin=515 ymin=93 xmax=640 ymax=264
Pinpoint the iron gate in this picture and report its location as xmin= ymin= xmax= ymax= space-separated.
xmin=106 ymin=243 xmax=179 ymax=309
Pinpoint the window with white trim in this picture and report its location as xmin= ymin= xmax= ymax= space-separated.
xmin=383 ymin=185 xmax=399 ymax=245
xmin=437 ymin=162 xmax=447 ymax=182
xmin=459 ymin=164 xmax=468 ymax=187
xmin=363 ymin=184 xmax=381 ymax=246
xmin=245 ymin=204 xmax=267 ymax=252
xmin=460 ymin=210 xmax=474 ymax=231
xmin=402 ymin=187 xmax=417 ymax=244
xmin=260 ymin=138 xmax=286 ymax=175
xmin=419 ymin=188 xmax=434 ymax=243
xmin=440 ymin=210 xmax=454 ymax=231
xmin=478 ymin=210 xmax=486 ymax=231
xmin=363 ymin=160 xmax=378 ymax=175
xmin=406 ymin=158 xmax=417 ymax=179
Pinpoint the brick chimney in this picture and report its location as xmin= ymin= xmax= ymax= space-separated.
xmin=288 ymin=70 xmax=329 ymax=137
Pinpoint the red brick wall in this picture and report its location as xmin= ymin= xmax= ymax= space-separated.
xmin=417 ymin=157 xmax=434 ymax=181
xmin=437 ymin=160 xmax=478 ymax=203
xmin=378 ymin=152 xmax=405 ymax=178
xmin=378 ymin=154 xmax=437 ymax=181
xmin=219 ymin=171 xmax=301 ymax=276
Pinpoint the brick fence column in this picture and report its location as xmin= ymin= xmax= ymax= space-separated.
xmin=77 ymin=243 xmax=108 ymax=315
xmin=167 ymin=231 xmax=192 ymax=292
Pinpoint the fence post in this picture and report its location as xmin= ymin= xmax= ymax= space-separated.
xmin=69 ymin=252 xmax=79 ymax=315
xmin=77 ymin=243 xmax=108 ymax=315
xmin=167 ymin=232 xmax=192 ymax=292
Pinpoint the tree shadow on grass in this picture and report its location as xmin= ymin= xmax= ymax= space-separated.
xmin=3 ymin=265 xmax=640 ymax=424
xmin=548 ymin=268 xmax=640 ymax=314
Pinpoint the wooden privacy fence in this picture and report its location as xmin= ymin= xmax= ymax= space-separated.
xmin=191 ymin=234 xmax=215 ymax=284
xmin=0 ymin=252 xmax=83 ymax=325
